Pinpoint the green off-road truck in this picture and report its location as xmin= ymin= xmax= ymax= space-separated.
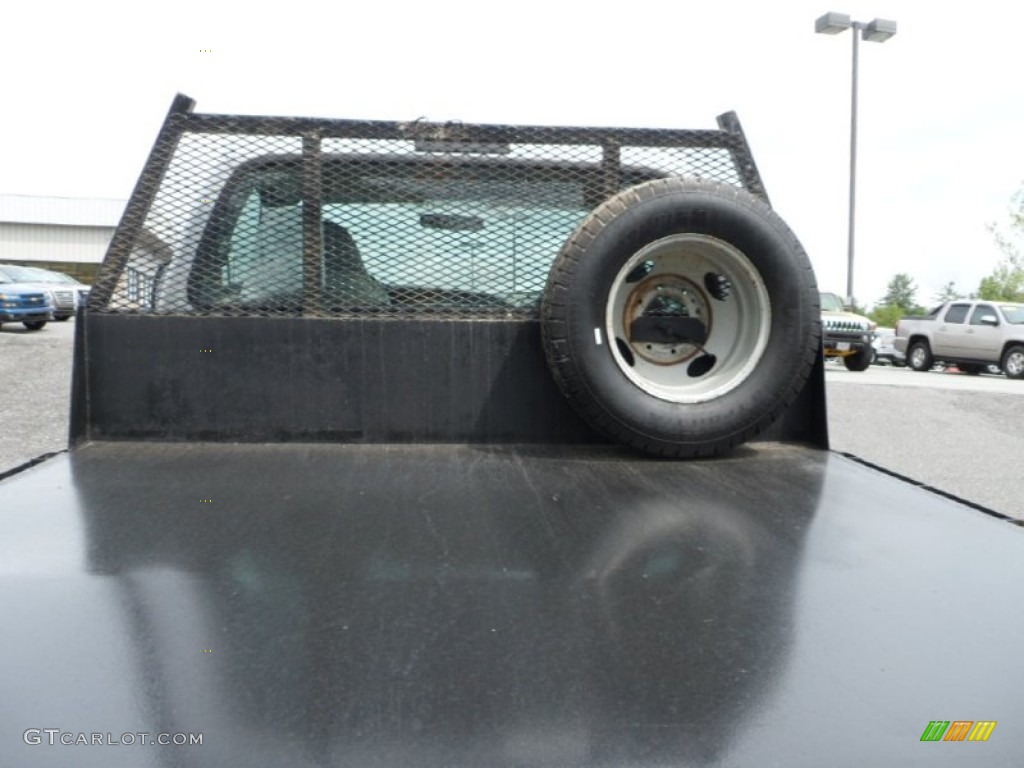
xmin=819 ymin=291 xmax=875 ymax=371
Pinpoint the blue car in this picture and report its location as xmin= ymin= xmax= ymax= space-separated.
xmin=0 ymin=272 xmax=54 ymax=330
xmin=5 ymin=264 xmax=90 ymax=321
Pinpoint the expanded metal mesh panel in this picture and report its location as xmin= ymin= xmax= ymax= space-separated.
xmin=93 ymin=108 xmax=763 ymax=319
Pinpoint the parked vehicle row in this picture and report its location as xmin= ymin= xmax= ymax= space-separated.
xmin=0 ymin=264 xmax=90 ymax=330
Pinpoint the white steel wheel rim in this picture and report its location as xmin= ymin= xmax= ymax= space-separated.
xmin=1006 ymin=351 xmax=1024 ymax=377
xmin=604 ymin=234 xmax=771 ymax=404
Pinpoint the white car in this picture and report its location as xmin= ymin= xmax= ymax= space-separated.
xmin=871 ymin=327 xmax=905 ymax=366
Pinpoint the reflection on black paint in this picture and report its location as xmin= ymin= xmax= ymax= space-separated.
xmin=72 ymin=443 xmax=821 ymax=766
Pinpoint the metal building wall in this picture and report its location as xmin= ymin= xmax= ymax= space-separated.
xmin=0 ymin=194 xmax=124 ymax=282
xmin=0 ymin=223 xmax=114 ymax=282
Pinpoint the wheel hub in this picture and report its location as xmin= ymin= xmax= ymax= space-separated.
xmin=604 ymin=233 xmax=771 ymax=404
xmin=625 ymin=275 xmax=710 ymax=365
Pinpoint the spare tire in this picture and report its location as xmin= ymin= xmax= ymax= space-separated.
xmin=541 ymin=178 xmax=820 ymax=458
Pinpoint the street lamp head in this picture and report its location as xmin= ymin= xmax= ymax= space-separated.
xmin=815 ymin=12 xmax=852 ymax=34
xmin=862 ymin=18 xmax=897 ymax=42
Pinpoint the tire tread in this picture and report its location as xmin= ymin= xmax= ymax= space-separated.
xmin=541 ymin=177 xmax=820 ymax=458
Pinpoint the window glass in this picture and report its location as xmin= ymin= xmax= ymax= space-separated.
xmin=1000 ymin=305 xmax=1024 ymax=324
xmin=326 ymin=195 xmax=586 ymax=304
xmin=0 ymin=265 xmax=41 ymax=282
xmin=943 ymin=304 xmax=970 ymax=324
xmin=200 ymin=160 xmax=593 ymax=313
xmin=221 ymin=186 xmax=303 ymax=304
xmin=126 ymin=268 xmax=154 ymax=306
xmin=969 ymin=305 xmax=997 ymax=325
xmin=819 ymin=293 xmax=845 ymax=312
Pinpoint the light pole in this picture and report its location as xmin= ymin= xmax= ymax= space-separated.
xmin=815 ymin=12 xmax=896 ymax=307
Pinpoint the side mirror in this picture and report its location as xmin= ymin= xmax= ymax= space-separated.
xmin=980 ymin=314 xmax=999 ymax=326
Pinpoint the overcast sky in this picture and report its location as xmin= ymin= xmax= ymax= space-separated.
xmin=4 ymin=0 xmax=1022 ymax=307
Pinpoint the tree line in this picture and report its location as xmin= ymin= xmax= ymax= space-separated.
xmin=863 ymin=184 xmax=1024 ymax=328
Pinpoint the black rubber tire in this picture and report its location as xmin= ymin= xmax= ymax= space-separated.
xmin=541 ymin=178 xmax=820 ymax=458
xmin=1002 ymin=345 xmax=1024 ymax=380
xmin=54 ymin=315 xmax=71 ymax=322
xmin=23 ymin=321 xmax=46 ymax=331
xmin=907 ymin=341 xmax=932 ymax=372
xmin=844 ymin=347 xmax=873 ymax=372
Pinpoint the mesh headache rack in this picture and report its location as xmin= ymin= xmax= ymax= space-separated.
xmin=89 ymin=95 xmax=769 ymax=320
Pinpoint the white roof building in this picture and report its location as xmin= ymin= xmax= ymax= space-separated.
xmin=0 ymin=194 xmax=125 ymax=270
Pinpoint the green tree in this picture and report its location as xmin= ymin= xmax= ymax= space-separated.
xmin=879 ymin=272 xmax=919 ymax=311
xmin=868 ymin=273 xmax=923 ymax=328
xmin=977 ymin=254 xmax=1024 ymax=301
xmin=934 ymin=281 xmax=960 ymax=303
xmin=868 ymin=304 xmax=906 ymax=329
xmin=979 ymin=186 xmax=1024 ymax=301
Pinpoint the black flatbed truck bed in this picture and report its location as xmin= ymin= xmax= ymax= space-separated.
xmin=3 ymin=95 xmax=1022 ymax=766
xmin=3 ymin=441 xmax=1022 ymax=766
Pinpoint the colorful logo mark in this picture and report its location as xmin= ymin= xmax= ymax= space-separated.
xmin=920 ymin=720 xmax=996 ymax=742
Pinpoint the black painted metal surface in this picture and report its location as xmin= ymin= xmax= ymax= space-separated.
xmin=71 ymin=314 xmax=828 ymax=448
xmin=2 ymin=442 xmax=1020 ymax=766
xmin=73 ymin=314 xmax=600 ymax=444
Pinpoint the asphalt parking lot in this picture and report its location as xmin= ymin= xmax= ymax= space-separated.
xmin=2 ymin=320 xmax=1022 ymax=520
xmin=0 ymin=320 xmax=75 ymax=476
xmin=826 ymin=363 xmax=1023 ymax=520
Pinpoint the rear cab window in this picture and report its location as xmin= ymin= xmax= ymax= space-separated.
xmin=190 ymin=156 xmax=659 ymax=316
